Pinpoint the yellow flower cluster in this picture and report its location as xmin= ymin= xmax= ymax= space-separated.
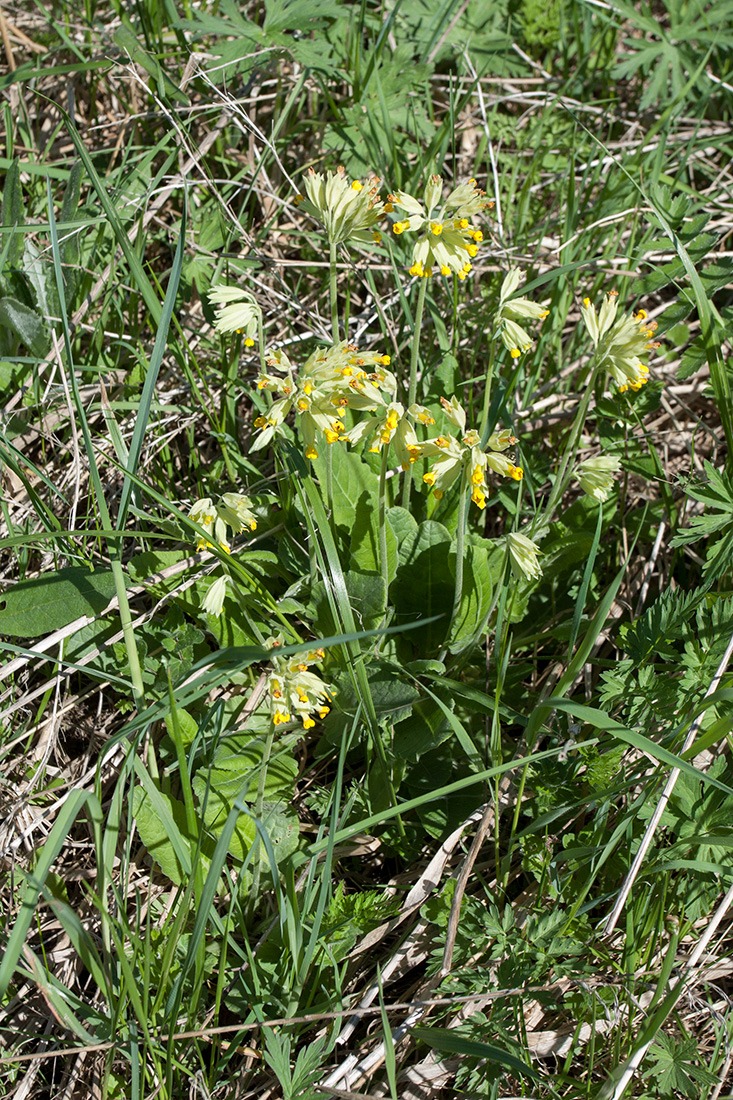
xmin=252 ymin=342 xmax=397 ymax=461
xmin=418 ymin=397 xmax=523 ymax=509
xmin=496 ymin=268 xmax=549 ymax=358
xmin=389 ymin=175 xmax=492 ymax=278
xmin=265 ymin=637 xmax=332 ymax=729
xmin=295 ymin=166 xmax=387 ymax=247
xmin=188 ymin=492 xmax=257 ymax=553
xmin=581 ymin=291 xmax=660 ymax=392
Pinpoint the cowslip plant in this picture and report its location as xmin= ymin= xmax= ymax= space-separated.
xmin=252 ymin=342 xmax=395 ymax=459
xmin=296 ymin=165 xmax=387 ymax=248
xmin=169 ymin=165 xmax=666 ymax=973
xmin=575 ymin=454 xmax=623 ymax=503
xmin=188 ymin=492 xmax=257 ymax=553
xmin=420 ymin=396 xmax=523 ymax=510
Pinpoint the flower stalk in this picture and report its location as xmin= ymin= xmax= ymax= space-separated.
xmin=378 ymin=444 xmax=390 ymax=597
xmin=449 ymin=465 xmax=471 ymax=640
xmin=401 ymin=276 xmax=428 ymax=509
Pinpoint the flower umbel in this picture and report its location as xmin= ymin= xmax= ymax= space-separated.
xmin=419 ymin=398 xmax=522 ymax=509
xmin=208 ymin=285 xmax=260 ymax=346
xmin=265 ymin=637 xmax=333 ymax=729
xmin=581 ymin=291 xmax=660 ymax=392
xmin=575 ymin=454 xmax=622 ymax=502
xmin=505 ymin=531 xmax=542 ymax=581
xmin=296 ymin=166 xmax=386 ymax=247
xmin=389 ymin=175 xmax=493 ymax=279
xmin=189 ymin=492 xmax=257 ymax=553
xmin=253 ymin=341 xmax=396 ymax=460
xmin=496 ymin=268 xmax=549 ymax=358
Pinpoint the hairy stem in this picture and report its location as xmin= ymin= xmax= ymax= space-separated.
xmin=537 ymin=365 xmax=598 ymax=533
xmin=478 ymin=338 xmax=498 ymax=448
xmin=401 ymin=276 xmax=428 ymax=509
xmin=250 ymin=718 xmax=276 ymax=906
xmin=329 ymin=241 xmax=339 ymax=343
xmin=448 ymin=465 xmax=471 ymax=644
xmin=378 ymin=445 xmax=390 ymax=597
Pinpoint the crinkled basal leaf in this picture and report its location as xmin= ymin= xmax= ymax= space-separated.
xmin=192 ymin=736 xmax=298 ymax=861
xmin=392 ymin=520 xmax=454 ymax=653
xmin=393 ymin=696 xmax=455 ymax=760
xmin=132 ymin=786 xmax=211 ymax=887
xmin=0 ymin=566 xmax=118 ymax=637
xmin=448 ymin=544 xmax=494 ymax=654
xmin=350 ymin=498 xmax=397 ymax=579
xmin=0 ymin=296 xmax=50 ymax=356
xmin=312 ymin=443 xmax=379 ymax=533
xmin=310 ymin=569 xmax=386 ymax=637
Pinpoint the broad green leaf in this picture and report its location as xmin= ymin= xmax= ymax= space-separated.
xmin=23 ymin=239 xmax=54 ymax=318
xmin=448 ymin=543 xmax=494 ymax=653
xmin=312 ymin=443 xmax=379 ymax=532
xmin=387 ymin=505 xmax=419 ymax=560
xmin=393 ymin=696 xmax=454 ymax=759
xmin=0 ymin=295 xmax=49 ymax=356
xmin=127 ymin=549 xmax=189 ymax=585
xmin=311 ymin=569 xmax=387 ymax=636
xmin=192 ymin=737 xmax=297 ymax=860
xmin=391 ymin=520 xmax=453 ymax=652
xmin=350 ymin=498 xmax=397 ymax=578
xmin=164 ymin=707 xmax=199 ymax=748
xmin=0 ymin=566 xmax=118 ymax=637
xmin=132 ymin=786 xmax=205 ymax=887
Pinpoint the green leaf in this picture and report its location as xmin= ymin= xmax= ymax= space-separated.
xmin=192 ymin=736 xmax=297 ymax=860
xmin=350 ymin=501 xmax=398 ymax=578
xmin=127 ymin=550 xmax=189 ymax=585
xmin=1 ymin=158 xmax=24 ymax=269
xmin=312 ymin=443 xmax=379 ymax=533
xmin=642 ymin=1034 xmax=718 ymax=1096
xmin=0 ymin=295 xmax=49 ymax=356
xmin=448 ymin=543 xmax=494 ymax=653
xmin=132 ymin=785 xmax=204 ymax=887
xmin=393 ymin=696 xmax=454 ymax=759
xmin=391 ymin=520 xmax=454 ymax=652
xmin=311 ymin=569 xmax=387 ymax=637
xmin=412 ymin=1026 xmax=543 ymax=1083
xmin=387 ymin=505 xmax=418 ymax=557
xmin=0 ymin=566 xmax=118 ymax=637
xmin=164 ymin=707 xmax=199 ymax=748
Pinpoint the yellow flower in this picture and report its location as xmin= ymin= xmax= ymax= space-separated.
xmin=298 ymin=166 xmax=386 ymax=247
xmin=265 ymin=637 xmax=334 ymax=729
xmin=188 ymin=492 xmax=257 ymax=552
xmin=581 ymin=292 xmax=660 ymax=392
xmin=506 ymin=531 xmax=542 ymax=581
xmin=575 ymin=454 xmax=622 ymax=502
xmin=252 ymin=342 xmax=396 ymax=459
xmin=416 ymin=398 xmax=522 ymax=508
xmin=495 ymin=269 xmax=549 ymax=357
xmin=201 ymin=575 xmax=229 ymax=617
xmin=388 ymin=175 xmax=493 ymax=277
xmin=208 ymin=285 xmax=260 ymax=344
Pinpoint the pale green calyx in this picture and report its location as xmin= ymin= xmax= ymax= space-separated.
xmin=505 ymin=531 xmax=542 ymax=581
xmin=575 ymin=454 xmax=622 ymax=502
